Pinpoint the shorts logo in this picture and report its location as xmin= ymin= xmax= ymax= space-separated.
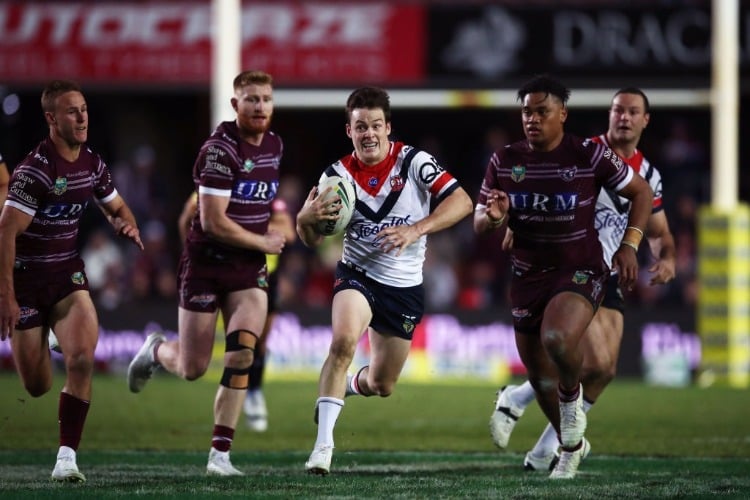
xmin=189 ymin=293 xmax=216 ymax=307
xmin=54 ymin=177 xmax=68 ymax=195
xmin=401 ymin=315 xmax=416 ymax=334
xmin=257 ymin=265 xmax=268 ymax=288
xmin=511 ymin=165 xmax=526 ymax=183
xmin=511 ymin=307 xmax=530 ymax=318
xmin=18 ymin=306 xmax=38 ymax=324
xmin=572 ymin=271 xmax=590 ymax=285
xmin=71 ymin=272 xmax=85 ymax=285
xmin=242 ymin=159 xmax=255 ymax=172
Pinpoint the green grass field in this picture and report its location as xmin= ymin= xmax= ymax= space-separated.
xmin=1 ymin=373 xmax=749 ymax=498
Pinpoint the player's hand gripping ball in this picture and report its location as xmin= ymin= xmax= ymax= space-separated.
xmin=315 ymin=176 xmax=356 ymax=236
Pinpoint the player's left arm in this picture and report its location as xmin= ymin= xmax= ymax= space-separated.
xmin=0 ymin=160 xmax=9 ymax=207
xmin=100 ymin=194 xmax=144 ymax=250
xmin=645 ymin=209 xmax=676 ymax=285
xmin=0 ymin=206 xmax=32 ymax=339
xmin=610 ymin=173 xmax=652 ymax=289
xmin=417 ymin=186 xmax=473 ymax=236
xmin=378 ymin=185 xmax=473 ymax=256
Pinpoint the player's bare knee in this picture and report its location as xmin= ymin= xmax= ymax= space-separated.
xmin=598 ymin=364 xmax=617 ymax=386
xmin=541 ymin=328 xmax=566 ymax=356
xmin=64 ymin=352 xmax=95 ymax=377
xmin=530 ymin=375 xmax=557 ymax=395
xmin=24 ymin=379 xmax=53 ymax=397
xmin=182 ymin=363 xmax=208 ymax=381
xmin=583 ymin=357 xmax=617 ymax=385
xmin=327 ymin=338 xmax=357 ymax=364
xmin=367 ymin=378 xmax=395 ymax=397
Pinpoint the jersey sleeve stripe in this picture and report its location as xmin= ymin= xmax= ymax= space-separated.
xmin=430 ymin=175 xmax=457 ymax=200
xmin=98 ymin=189 xmax=118 ymax=204
xmin=4 ymin=200 xmax=36 ymax=216
xmin=198 ymin=186 xmax=232 ymax=197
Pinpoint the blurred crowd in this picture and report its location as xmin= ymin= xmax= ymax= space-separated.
xmin=74 ymin=112 xmax=704 ymax=314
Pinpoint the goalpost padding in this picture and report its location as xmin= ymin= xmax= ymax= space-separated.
xmin=697 ymin=204 xmax=750 ymax=388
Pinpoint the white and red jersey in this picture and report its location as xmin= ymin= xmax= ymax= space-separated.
xmin=592 ymin=134 xmax=664 ymax=269
xmin=320 ymin=141 xmax=460 ymax=287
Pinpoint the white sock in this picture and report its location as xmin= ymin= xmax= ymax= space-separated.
xmin=582 ymin=399 xmax=593 ymax=413
xmin=530 ymin=400 xmax=595 ymax=458
xmin=511 ymin=380 xmax=537 ymax=408
xmin=314 ymin=397 xmax=344 ymax=447
xmin=530 ymin=423 xmax=559 ymax=458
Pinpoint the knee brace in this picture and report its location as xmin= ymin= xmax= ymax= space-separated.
xmin=220 ymin=329 xmax=259 ymax=389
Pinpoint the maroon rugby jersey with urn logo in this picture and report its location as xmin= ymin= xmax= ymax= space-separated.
xmin=186 ymin=121 xmax=283 ymax=258
xmin=477 ymin=133 xmax=633 ymax=274
xmin=5 ymin=137 xmax=117 ymax=272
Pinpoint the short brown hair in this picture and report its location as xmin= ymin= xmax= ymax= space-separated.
xmin=233 ymin=70 xmax=273 ymax=90
xmin=345 ymin=87 xmax=391 ymax=123
xmin=41 ymin=80 xmax=82 ymax=113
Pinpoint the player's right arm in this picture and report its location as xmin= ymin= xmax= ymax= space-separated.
xmin=269 ymin=200 xmax=296 ymax=244
xmin=195 ymin=142 xmax=284 ymax=255
xmin=295 ymin=185 xmax=328 ymax=248
xmin=473 ymin=151 xmax=509 ymax=235
xmin=178 ymin=192 xmax=198 ymax=244
xmin=0 ymin=206 xmax=33 ymax=340
xmin=199 ymin=190 xmax=285 ymax=255
xmin=474 ymin=188 xmax=509 ymax=234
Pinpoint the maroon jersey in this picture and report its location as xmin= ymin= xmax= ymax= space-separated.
xmin=186 ymin=121 xmax=282 ymax=260
xmin=478 ymin=133 xmax=633 ymax=273
xmin=5 ymin=137 xmax=116 ymax=272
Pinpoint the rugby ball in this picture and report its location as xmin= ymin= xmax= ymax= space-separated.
xmin=315 ymin=176 xmax=356 ymax=236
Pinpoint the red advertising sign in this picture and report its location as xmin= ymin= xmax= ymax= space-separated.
xmin=0 ymin=2 xmax=425 ymax=86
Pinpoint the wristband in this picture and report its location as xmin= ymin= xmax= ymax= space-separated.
xmin=624 ymin=226 xmax=644 ymax=248
xmin=626 ymin=226 xmax=644 ymax=237
xmin=620 ymin=240 xmax=639 ymax=252
xmin=487 ymin=213 xmax=506 ymax=228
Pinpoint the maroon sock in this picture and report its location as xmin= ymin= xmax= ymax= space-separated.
xmin=558 ymin=383 xmax=580 ymax=403
xmin=211 ymin=425 xmax=235 ymax=452
xmin=58 ymin=392 xmax=90 ymax=450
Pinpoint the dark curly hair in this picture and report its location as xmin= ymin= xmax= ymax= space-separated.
xmin=517 ymin=75 xmax=570 ymax=107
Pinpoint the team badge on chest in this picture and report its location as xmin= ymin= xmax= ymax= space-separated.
xmin=242 ymin=159 xmax=255 ymax=172
xmin=54 ymin=177 xmax=67 ymax=195
xmin=511 ymin=165 xmax=526 ymax=183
